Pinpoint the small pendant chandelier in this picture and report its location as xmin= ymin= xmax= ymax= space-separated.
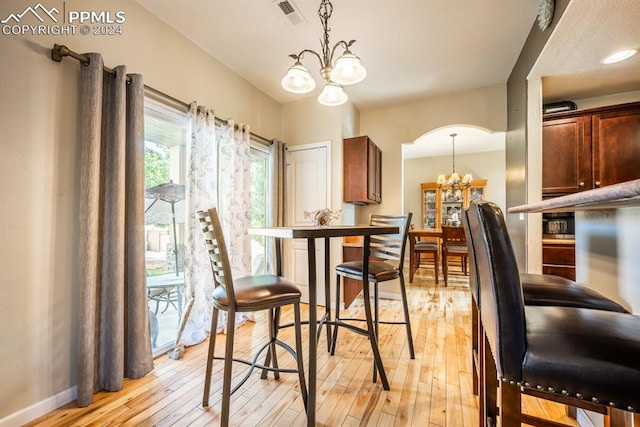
xmin=280 ymin=0 xmax=366 ymax=106
xmin=437 ymin=133 xmax=473 ymax=194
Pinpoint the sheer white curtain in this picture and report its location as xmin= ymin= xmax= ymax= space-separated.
xmin=180 ymin=103 xmax=217 ymax=347
xmin=217 ymin=120 xmax=253 ymax=279
xmin=176 ymin=107 xmax=254 ymax=353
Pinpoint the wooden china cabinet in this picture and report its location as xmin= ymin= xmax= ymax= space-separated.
xmin=420 ymin=179 xmax=487 ymax=228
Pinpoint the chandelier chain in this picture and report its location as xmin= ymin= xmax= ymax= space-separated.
xmin=319 ymin=0 xmax=332 ymax=65
xmin=280 ymin=0 xmax=366 ymax=106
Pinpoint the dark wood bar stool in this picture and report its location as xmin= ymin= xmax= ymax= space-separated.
xmin=460 ymin=208 xmax=629 ymax=403
xmin=197 ymin=208 xmax=307 ymax=426
xmin=467 ymin=200 xmax=640 ymax=427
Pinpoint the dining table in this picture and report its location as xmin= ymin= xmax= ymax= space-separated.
xmin=408 ymin=227 xmax=442 ymax=283
xmin=146 ymin=271 xmax=185 ymax=320
xmin=248 ymin=224 xmax=399 ymax=426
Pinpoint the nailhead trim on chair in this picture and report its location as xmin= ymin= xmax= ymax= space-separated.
xmin=499 ymin=377 xmax=638 ymax=413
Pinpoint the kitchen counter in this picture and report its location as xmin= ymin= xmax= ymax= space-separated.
xmin=509 ymin=178 xmax=640 ymax=213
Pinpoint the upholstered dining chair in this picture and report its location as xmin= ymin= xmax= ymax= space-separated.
xmin=412 ymin=236 xmax=439 ymax=284
xmin=441 ymin=224 xmax=469 ymax=286
xmin=197 ymin=207 xmax=307 ymax=426
xmin=330 ymin=213 xmax=415 ymax=380
xmin=467 ymin=200 xmax=640 ymax=427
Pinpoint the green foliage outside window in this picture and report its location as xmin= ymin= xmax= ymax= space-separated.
xmin=144 ymin=143 xmax=170 ymax=187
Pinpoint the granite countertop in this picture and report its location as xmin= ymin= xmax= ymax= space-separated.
xmin=508 ymin=179 xmax=640 ymax=213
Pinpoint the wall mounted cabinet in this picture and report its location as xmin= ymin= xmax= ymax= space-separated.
xmin=343 ymin=135 xmax=382 ymax=204
xmin=542 ymin=102 xmax=640 ymax=196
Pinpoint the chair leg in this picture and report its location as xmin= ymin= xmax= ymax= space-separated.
xmin=373 ymin=282 xmax=380 ymax=382
xmin=261 ymin=308 xmax=280 ymax=380
xmin=443 ymin=251 xmax=449 ymax=286
xmin=499 ymin=381 xmax=522 ymax=427
xmin=203 ymin=307 xmax=220 ymax=408
xmin=472 ymin=298 xmax=479 ymax=397
xmin=605 ymin=408 xmax=634 ymax=427
xmin=482 ymin=332 xmax=498 ymax=427
xmin=397 ymin=273 xmax=415 ymax=359
xmin=434 ymin=251 xmax=439 ymax=284
xmin=361 ymin=279 xmax=389 ymax=389
xmin=220 ymin=310 xmax=236 ymax=427
xmin=293 ymin=302 xmax=308 ymax=411
xmin=330 ymin=274 xmax=341 ymax=355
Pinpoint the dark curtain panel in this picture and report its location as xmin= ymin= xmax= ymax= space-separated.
xmin=77 ymin=53 xmax=153 ymax=407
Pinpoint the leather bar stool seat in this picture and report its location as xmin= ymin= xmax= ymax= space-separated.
xmin=520 ymin=272 xmax=628 ymax=313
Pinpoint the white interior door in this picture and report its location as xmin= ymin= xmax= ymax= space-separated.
xmin=285 ymin=142 xmax=329 ymax=305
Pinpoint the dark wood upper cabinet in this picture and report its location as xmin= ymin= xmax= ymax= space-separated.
xmin=542 ymin=102 xmax=640 ymax=196
xmin=343 ymin=135 xmax=382 ymax=204
xmin=592 ymin=106 xmax=640 ymax=188
xmin=542 ymin=115 xmax=592 ymax=195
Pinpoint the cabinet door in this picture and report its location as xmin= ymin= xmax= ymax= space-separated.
xmin=366 ymin=140 xmax=382 ymax=202
xmin=441 ymin=188 xmax=463 ymax=226
xmin=343 ymin=136 xmax=381 ymax=204
xmin=592 ymin=107 xmax=640 ymax=188
xmin=422 ymin=188 xmax=437 ymax=228
xmin=542 ymin=116 xmax=592 ymax=195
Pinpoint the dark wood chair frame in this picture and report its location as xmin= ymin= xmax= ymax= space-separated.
xmin=441 ymin=224 xmax=469 ymax=286
xmin=466 ymin=201 xmax=640 ymax=427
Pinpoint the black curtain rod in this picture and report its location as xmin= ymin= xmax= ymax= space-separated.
xmin=51 ymin=44 xmax=273 ymax=146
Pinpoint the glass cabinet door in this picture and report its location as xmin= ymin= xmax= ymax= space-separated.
xmin=441 ymin=187 xmax=463 ymax=226
xmin=469 ymin=186 xmax=485 ymax=203
xmin=422 ymin=188 xmax=437 ymax=228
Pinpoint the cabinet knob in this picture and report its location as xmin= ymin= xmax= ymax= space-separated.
xmin=595 ymin=181 xmax=601 ymax=187
xmin=579 ymin=181 xmax=585 ymax=187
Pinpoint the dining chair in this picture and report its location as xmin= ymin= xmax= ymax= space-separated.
xmin=441 ymin=224 xmax=469 ymax=286
xmin=412 ymin=236 xmax=439 ymax=284
xmin=197 ymin=207 xmax=307 ymax=426
xmin=467 ymin=200 xmax=640 ymax=427
xmin=330 ymin=213 xmax=414 ymax=380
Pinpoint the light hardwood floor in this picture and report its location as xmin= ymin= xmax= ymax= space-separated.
xmin=26 ymin=268 xmax=577 ymax=426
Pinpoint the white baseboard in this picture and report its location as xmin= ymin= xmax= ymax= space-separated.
xmin=0 ymin=386 xmax=77 ymax=427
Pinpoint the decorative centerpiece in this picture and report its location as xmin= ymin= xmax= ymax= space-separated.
xmin=304 ymin=208 xmax=343 ymax=227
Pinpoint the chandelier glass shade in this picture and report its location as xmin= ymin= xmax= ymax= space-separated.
xmin=281 ymin=0 xmax=366 ymax=106
xmin=317 ymin=82 xmax=348 ymax=106
xmin=437 ymin=133 xmax=473 ymax=191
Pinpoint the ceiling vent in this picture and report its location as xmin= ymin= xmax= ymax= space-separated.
xmin=274 ymin=0 xmax=306 ymax=26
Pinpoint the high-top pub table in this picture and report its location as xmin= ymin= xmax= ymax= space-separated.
xmin=248 ymin=224 xmax=398 ymax=426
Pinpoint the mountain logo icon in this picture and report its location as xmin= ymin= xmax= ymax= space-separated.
xmin=1 ymin=3 xmax=59 ymax=24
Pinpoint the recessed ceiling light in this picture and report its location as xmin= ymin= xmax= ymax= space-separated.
xmin=601 ymin=49 xmax=637 ymax=64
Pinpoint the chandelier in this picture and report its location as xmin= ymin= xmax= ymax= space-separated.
xmin=437 ymin=133 xmax=473 ymax=196
xmin=280 ymin=0 xmax=366 ymax=106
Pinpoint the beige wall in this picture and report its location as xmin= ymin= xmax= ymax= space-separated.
xmin=355 ymin=85 xmax=508 ymax=295
xmin=0 ymin=0 xmax=282 ymax=422
xmin=358 ymin=84 xmax=508 ymax=225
